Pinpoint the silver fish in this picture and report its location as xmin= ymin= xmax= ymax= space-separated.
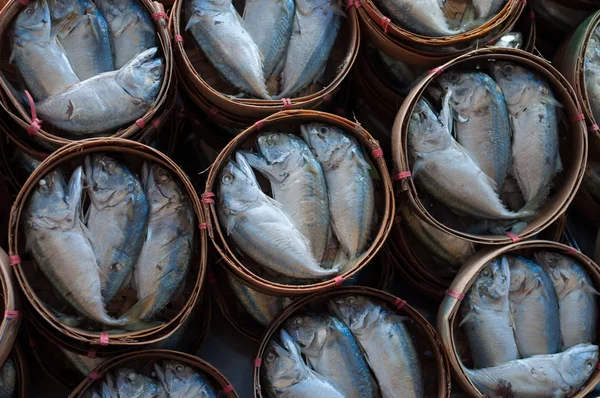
xmin=535 ymin=252 xmax=598 ymax=349
xmin=500 ymin=175 xmax=525 ymax=212
xmin=185 ymin=0 xmax=270 ymax=99
xmin=465 ymin=343 xmax=598 ymax=398
xmin=436 ymin=71 xmax=512 ymax=190
xmin=507 ymin=255 xmax=560 ymax=356
xmin=133 ymin=163 xmax=195 ymax=320
xmin=491 ymin=32 xmax=523 ymax=50
xmin=262 ymin=329 xmax=345 ymax=398
xmin=491 ymin=61 xmax=562 ymax=212
xmin=240 ymin=133 xmax=329 ymax=262
xmin=11 ymin=0 xmax=80 ymax=101
xmin=217 ymin=152 xmax=336 ymax=280
xmin=154 ymin=361 xmax=218 ymax=397
xmin=85 ymin=155 xmax=149 ymax=303
xmin=0 ymin=358 xmax=15 ymax=398
xmin=329 ymin=295 xmax=423 ymax=398
xmin=302 ymin=123 xmax=375 ymax=258
xmin=61 ymin=349 xmax=107 ymax=376
xmin=48 ymin=0 xmax=114 ymax=80
xmin=460 ymin=257 xmax=519 ymax=368
xmin=582 ymin=159 xmax=600 ymax=203
xmin=585 ymin=27 xmax=600 ymax=128
xmin=36 ymin=47 xmax=163 ymax=135
xmin=284 ymin=313 xmax=378 ymax=398
xmin=115 ymin=368 xmax=167 ymax=398
xmin=408 ymin=97 xmax=531 ymax=220
xmin=94 ymin=0 xmax=156 ymax=69
xmin=243 ymin=0 xmax=295 ymax=79
xmin=226 ymin=271 xmax=290 ymax=326
xmin=374 ymin=0 xmax=457 ymax=36
xmin=275 ymin=0 xmax=343 ymax=99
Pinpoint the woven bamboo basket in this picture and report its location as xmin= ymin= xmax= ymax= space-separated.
xmin=390 ymin=209 xmax=569 ymax=298
xmin=170 ymin=0 xmax=360 ymax=126
xmin=7 ymin=138 xmax=207 ymax=347
xmin=70 ymin=349 xmax=238 ymax=397
xmin=392 ymin=47 xmax=587 ymax=246
xmin=203 ymin=109 xmax=394 ymax=296
xmin=0 ymin=182 xmax=10 ymax=246
xmin=254 ymin=286 xmax=451 ymax=397
xmin=437 ymin=240 xmax=600 ymax=397
xmin=0 ymin=0 xmax=174 ymax=150
xmin=26 ymin=289 xmax=211 ymax=389
xmin=212 ymin=250 xmax=395 ymax=342
xmin=357 ymin=0 xmax=525 ymax=67
xmin=0 ymin=247 xmax=20 ymax=369
xmin=10 ymin=344 xmax=27 ymax=398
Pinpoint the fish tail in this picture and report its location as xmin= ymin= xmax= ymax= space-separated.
xmin=118 ymin=293 xmax=163 ymax=331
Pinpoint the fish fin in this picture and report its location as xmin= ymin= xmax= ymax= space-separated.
xmin=581 ymin=280 xmax=600 ymax=296
xmin=303 ymin=154 xmax=321 ymax=176
xmin=67 ymin=100 xmax=83 ymax=121
xmin=86 ymin=15 xmax=102 ymax=42
xmin=411 ymin=157 xmax=426 ymax=180
xmin=226 ymin=215 xmax=236 ymax=235
xmin=8 ymin=46 xmax=17 ymax=64
xmin=119 ymin=293 xmax=164 ymax=330
xmin=458 ymin=308 xmax=478 ymax=327
xmin=453 ymin=110 xmax=469 ymax=124
xmin=265 ymin=195 xmax=285 ymax=210
xmin=539 ymin=89 xmax=563 ymax=108
xmin=293 ymin=12 xmax=302 ymax=35
xmin=185 ymin=10 xmax=202 ymax=31
xmin=329 ymin=1 xmax=347 ymax=18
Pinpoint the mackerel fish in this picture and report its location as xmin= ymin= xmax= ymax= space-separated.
xmin=460 ymin=257 xmax=519 ymax=368
xmin=491 ymin=61 xmax=562 ymax=212
xmin=535 ymin=252 xmax=599 ymax=349
xmin=85 ymin=155 xmax=149 ymax=303
xmin=507 ymin=255 xmax=560 ymax=356
xmin=284 ymin=313 xmax=378 ymax=398
xmin=374 ymin=0 xmax=457 ymax=37
xmin=11 ymin=0 xmax=80 ymax=101
xmin=95 ymin=0 xmax=156 ymax=69
xmin=185 ymin=0 xmax=270 ymax=99
xmin=217 ymin=152 xmax=336 ymax=280
xmin=240 ymin=132 xmax=329 ymax=262
xmin=329 ymin=295 xmax=423 ymax=398
xmin=48 ymin=0 xmax=113 ymax=80
xmin=114 ymin=368 xmax=167 ymax=398
xmin=154 ymin=361 xmax=218 ymax=397
xmin=302 ymin=123 xmax=374 ymax=258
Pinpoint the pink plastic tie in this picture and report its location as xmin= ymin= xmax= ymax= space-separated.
xmin=323 ymin=94 xmax=332 ymax=103
xmin=393 ymin=171 xmax=411 ymax=181
xmin=528 ymin=10 xmax=535 ymax=19
xmin=24 ymin=90 xmax=43 ymax=135
xmin=202 ymin=192 xmax=215 ymax=204
xmin=89 ymin=371 xmax=103 ymax=380
xmin=590 ymin=124 xmax=599 ymax=132
xmin=570 ymin=113 xmax=585 ymax=122
xmin=333 ymin=276 xmax=344 ymax=286
xmin=135 ymin=119 xmax=145 ymax=129
xmin=596 ymin=362 xmax=600 ymax=370
xmin=445 ymin=290 xmax=465 ymax=300
xmin=429 ymin=67 xmax=444 ymax=76
xmin=381 ymin=16 xmax=391 ymax=34
xmin=199 ymin=223 xmax=207 ymax=230
xmin=87 ymin=350 xmax=97 ymax=359
xmin=151 ymin=119 xmax=161 ymax=129
xmin=223 ymin=385 xmax=234 ymax=394
xmin=371 ymin=147 xmax=384 ymax=159
xmin=17 ymin=0 xmax=30 ymax=5
xmin=9 ymin=255 xmax=20 ymax=266
xmin=174 ymin=34 xmax=184 ymax=44
xmin=565 ymin=247 xmax=578 ymax=255
xmin=151 ymin=11 xmax=167 ymax=21
xmin=4 ymin=311 xmax=19 ymax=319
xmin=520 ymin=0 xmax=526 ymax=4
xmin=487 ymin=38 xmax=496 ymax=45
xmin=393 ymin=298 xmax=406 ymax=311
xmin=254 ymin=120 xmax=265 ymax=131
xmin=505 ymin=232 xmax=520 ymax=243
xmin=393 ymin=216 xmax=402 ymax=224
xmin=254 ymin=358 xmax=262 ymax=367
xmin=209 ymin=107 xmax=218 ymax=117
xmin=282 ymin=98 xmax=292 ymax=110
xmin=99 ymin=333 xmax=109 ymax=346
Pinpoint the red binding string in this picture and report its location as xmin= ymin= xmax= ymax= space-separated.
xmin=333 ymin=276 xmax=344 ymax=286
xmin=445 ymin=290 xmax=465 ymax=300
xmin=565 ymin=247 xmax=578 ymax=255
xmin=17 ymin=0 xmax=30 ymax=5
xmin=87 ymin=350 xmax=97 ymax=359
xmin=135 ymin=119 xmax=145 ymax=129
xmin=528 ymin=10 xmax=535 ymax=19
xmin=199 ymin=223 xmax=207 ymax=230
xmin=151 ymin=11 xmax=167 ymax=21
xmin=9 ymin=255 xmax=20 ymax=266
xmin=254 ymin=358 xmax=262 ymax=367
xmin=590 ymin=124 xmax=599 ymax=132
xmin=4 ymin=311 xmax=19 ymax=319
xmin=174 ymin=34 xmax=184 ymax=44
xmin=24 ymin=90 xmax=42 ymax=136
xmin=209 ymin=107 xmax=218 ymax=117
xmin=254 ymin=120 xmax=264 ymax=131
xmin=223 ymin=385 xmax=234 ymax=394
xmin=99 ymin=333 xmax=109 ymax=346
xmin=570 ymin=114 xmax=585 ymax=122
xmin=393 ymin=171 xmax=411 ymax=181
xmin=371 ymin=147 xmax=384 ymax=159
xmin=505 ymin=232 xmax=520 ymax=243
xmin=89 ymin=371 xmax=103 ymax=380
xmin=429 ymin=67 xmax=444 ymax=76
xmin=380 ymin=17 xmax=391 ymax=33
xmin=202 ymin=192 xmax=215 ymax=204
xmin=282 ymin=98 xmax=292 ymax=110
xmin=323 ymin=94 xmax=332 ymax=103
xmin=393 ymin=298 xmax=406 ymax=311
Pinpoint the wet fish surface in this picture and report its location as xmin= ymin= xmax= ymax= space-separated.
xmin=535 ymin=252 xmax=598 ymax=349
xmin=240 ymin=132 xmax=329 ymax=262
xmin=302 ymin=123 xmax=374 ymax=258
xmin=85 ymin=155 xmax=149 ymax=303
xmin=284 ymin=313 xmax=378 ymax=398
xmin=507 ymin=255 xmax=560 ymax=356
xmin=276 ymin=0 xmax=343 ymax=99
xmin=491 ymin=61 xmax=562 ymax=212
xmin=133 ymin=163 xmax=195 ymax=320
xmin=36 ymin=47 xmax=163 ymax=135
xmin=11 ymin=0 xmax=80 ymax=101
xmin=95 ymin=0 xmax=156 ymax=69
xmin=114 ymin=368 xmax=167 ymax=398
xmin=48 ymin=0 xmax=114 ymax=80
xmin=154 ymin=360 xmax=218 ymax=397
xmin=0 ymin=358 xmax=15 ymax=398
xmin=466 ymin=343 xmax=598 ymax=398
xmin=262 ymin=329 xmax=345 ymax=397
xmin=374 ymin=0 xmax=457 ymax=36
xmin=185 ymin=0 xmax=270 ymax=99
xmin=329 ymin=295 xmax=423 ymax=398
xmin=460 ymin=257 xmax=519 ymax=368
xmin=217 ymin=153 xmax=336 ymax=280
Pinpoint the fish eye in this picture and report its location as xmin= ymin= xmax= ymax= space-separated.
xmin=25 ymin=6 xmax=34 ymax=14
xmin=175 ymin=364 xmax=184 ymax=372
xmin=267 ymin=134 xmax=278 ymax=144
xmin=293 ymin=317 xmax=303 ymax=327
xmin=482 ymin=269 xmax=490 ymax=277
xmin=39 ymin=179 xmax=49 ymax=193
xmin=346 ymin=296 xmax=357 ymax=305
xmin=448 ymin=72 xmax=460 ymax=83
xmin=152 ymin=67 xmax=162 ymax=78
xmin=222 ymin=174 xmax=233 ymax=185
xmin=266 ymin=351 xmax=276 ymax=362
xmin=127 ymin=372 xmax=137 ymax=381
xmin=319 ymin=127 xmax=328 ymax=134
xmin=106 ymin=161 xmax=115 ymax=170
xmin=502 ymin=64 xmax=515 ymax=76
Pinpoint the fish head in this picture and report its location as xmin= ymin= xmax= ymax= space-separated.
xmin=436 ymin=72 xmax=493 ymax=112
xmin=218 ymin=155 xmax=262 ymax=213
xmin=471 ymin=258 xmax=510 ymax=304
xmin=13 ymin=0 xmax=51 ymax=41
xmin=156 ymin=360 xmax=207 ymax=395
xmin=536 ymin=252 xmax=597 ymax=297
xmin=284 ymin=313 xmax=329 ymax=356
xmin=257 ymin=133 xmax=305 ymax=167
xmin=327 ymin=295 xmax=381 ymax=334
xmin=556 ymin=344 xmax=599 ymax=392
xmin=85 ymin=155 xmax=136 ymax=207
xmin=263 ymin=329 xmax=305 ymax=390
xmin=507 ymin=256 xmax=543 ymax=297
xmin=143 ymin=163 xmax=185 ymax=213
xmin=300 ymin=123 xmax=352 ymax=170
xmin=117 ymin=47 xmax=164 ymax=105
xmin=185 ymin=0 xmax=229 ymax=30
xmin=115 ymin=368 xmax=149 ymax=397
xmin=489 ymin=61 xmax=531 ymax=103
xmin=408 ymin=99 xmax=452 ymax=154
